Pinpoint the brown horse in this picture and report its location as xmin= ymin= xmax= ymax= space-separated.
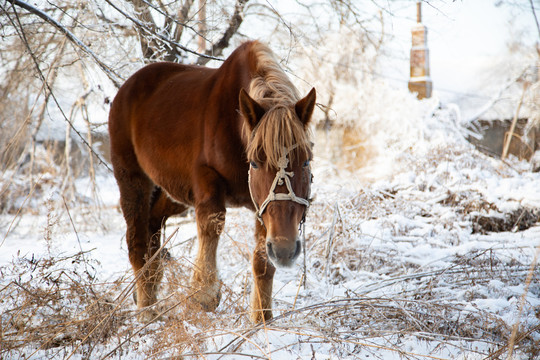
xmin=108 ymin=40 xmax=315 ymax=323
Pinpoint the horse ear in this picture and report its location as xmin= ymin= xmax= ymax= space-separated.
xmin=239 ymin=88 xmax=265 ymax=131
xmin=295 ymin=88 xmax=316 ymax=128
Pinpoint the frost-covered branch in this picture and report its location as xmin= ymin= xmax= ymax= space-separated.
xmin=125 ymin=0 xmax=161 ymax=60
xmin=464 ymin=67 xmax=533 ymax=124
xmin=103 ymin=0 xmax=223 ymax=63
xmin=136 ymin=0 xmax=199 ymax=43
xmin=3 ymin=1 xmax=114 ymax=172
xmin=196 ymin=0 xmax=249 ymax=65
xmin=175 ymin=0 xmax=196 ymax=42
xmin=4 ymin=0 xmax=124 ymax=88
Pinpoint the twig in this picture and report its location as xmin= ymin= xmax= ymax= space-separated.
xmin=501 ymin=83 xmax=528 ymax=160
xmin=179 ymin=352 xmax=268 ymax=359
xmin=529 ymin=0 xmax=540 ymax=38
xmin=4 ymin=3 xmax=114 ymax=172
xmin=324 ymin=202 xmax=340 ymax=280
xmin=103 ymin=0 xmax=224 ymax=63
xmin=1 ymin=174 xmax=44 ymax=247
xmin=61 ymin=196 xmax=96 ymax=286
xmin=62 ymin=229 xmax=179 ymax=359
xmin=465 ymin=68 xmax=531 ymax=124
xmin=290 ymin=273 xmax=304 ymax=318
xmin=196 ymin=0 xmax=250 ymax=65
xmin=505 ymin=242 xmax=540 ymax=359
xmin=4 ymin=0 xmax=123 ymax=87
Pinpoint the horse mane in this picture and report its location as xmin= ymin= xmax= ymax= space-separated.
xmin=243 ymin=41 xmax=312 ymax=168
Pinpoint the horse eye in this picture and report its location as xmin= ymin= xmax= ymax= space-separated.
xmin=303 ymin=160 xmax=310 ymax=168
xmin=250 ymin=161 xmax=259 ymax=169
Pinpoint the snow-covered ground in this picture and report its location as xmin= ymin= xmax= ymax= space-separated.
xmin=1 ymin=92 xmax=539 ymax=359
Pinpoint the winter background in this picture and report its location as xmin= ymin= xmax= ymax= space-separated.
xmin=1 ymin=0 xmax=539 ymax=359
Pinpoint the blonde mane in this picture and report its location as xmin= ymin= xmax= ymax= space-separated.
xmin=244 ymin=41 xmax=312 ymax=168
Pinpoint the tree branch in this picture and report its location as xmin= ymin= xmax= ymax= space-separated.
xmin=126 ymin=0 xmax=160 ymax=59
xmin=103 ymin=0 xmax=223 ymax=63
xmin=4 ymin=2 xmax=114 ymax=172
xmin=174 ymin=0 xmax=195 ymax=43
xmin=530 ymin=0 xmax=540 ymax=38
xmin=196 ymin=0 xmax=249 ymax=65
xmin=3 ymin=0 xmax=124 ymax=88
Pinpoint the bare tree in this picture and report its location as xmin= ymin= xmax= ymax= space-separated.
xmin=0 ymin=0 xmax=391 ymax=212
xmin=99 ymin=0 xmax=249 ymax=63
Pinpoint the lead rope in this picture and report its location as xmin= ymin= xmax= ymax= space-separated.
xmin=301 ymin=220 xmax=307 ymax=289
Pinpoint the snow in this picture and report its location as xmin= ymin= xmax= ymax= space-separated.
xmin=4 ymin=94 xmax=539 ymax=358
xmin=1 ymin=2 xmax=540 ymax=358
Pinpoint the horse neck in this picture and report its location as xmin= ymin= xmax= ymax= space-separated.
xmin=214 ymin=41 xmax=301 ymax=151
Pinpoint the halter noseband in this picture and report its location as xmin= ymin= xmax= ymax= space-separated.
xmin=248 ymin=145 xmax=311 ymax=225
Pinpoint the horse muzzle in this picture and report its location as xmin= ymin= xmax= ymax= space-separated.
xmin=266 ymin=236 xmax=302 ymax=268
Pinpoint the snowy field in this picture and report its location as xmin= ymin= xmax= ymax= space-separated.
xmin=1 ymin=96 xmax=539 ymax=359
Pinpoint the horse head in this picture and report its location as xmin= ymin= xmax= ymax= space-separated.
xmin=240 ymin=87 xmax=316 ymax=267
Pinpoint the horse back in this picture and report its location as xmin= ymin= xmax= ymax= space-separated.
xmin=109 ymin=56 xmax=252 ymax=206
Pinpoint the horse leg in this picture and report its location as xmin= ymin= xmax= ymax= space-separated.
xmin=190 ymin=168 xmax=226 ymax=311
xmin=250 ymin=219 xmax=276 ymax=323
xmin=148 ymin=187 xmax=188 ymax=243
xmin=113 ymin=165 xmax=163 ymax=322
xmin=135 ymin=187 xmax=187 ymax=308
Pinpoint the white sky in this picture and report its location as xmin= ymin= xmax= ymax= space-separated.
xmin=384 ymin=0 xmax=539 ymax=104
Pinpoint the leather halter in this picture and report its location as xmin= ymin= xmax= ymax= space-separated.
xmin=248 ymin=145 xmax=311 ymax=226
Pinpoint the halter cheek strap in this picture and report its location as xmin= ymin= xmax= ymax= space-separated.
xmin=248 ymin=145 xmax=311 ymax=225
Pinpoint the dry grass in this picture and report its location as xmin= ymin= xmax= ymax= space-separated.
xmin=0 ymin=252 xmax=130 ymax=358
xmin=1 ymin=136 xmax=539 ymax=359
xmin=1 ymin=229 xmax=539 ymax=359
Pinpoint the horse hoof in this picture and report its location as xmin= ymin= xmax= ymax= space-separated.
xmin=250 ymin=309 xmax=272 ymax=324
xmin=137 ymin=307 xmax=163 ymax=323
xmin=160 ymin=247 xmax=172 ymax=261
xmin=191 ymin=282 xmax=221 ymax=311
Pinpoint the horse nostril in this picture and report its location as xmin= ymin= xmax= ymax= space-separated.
xmin=266 ymin=242 xmax=275 ymax=259
xmin=292 ymin=240 xmax=302 ymax=259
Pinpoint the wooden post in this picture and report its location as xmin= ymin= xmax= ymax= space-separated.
xmin=408 ymin=1 xmax=432 ymax=99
